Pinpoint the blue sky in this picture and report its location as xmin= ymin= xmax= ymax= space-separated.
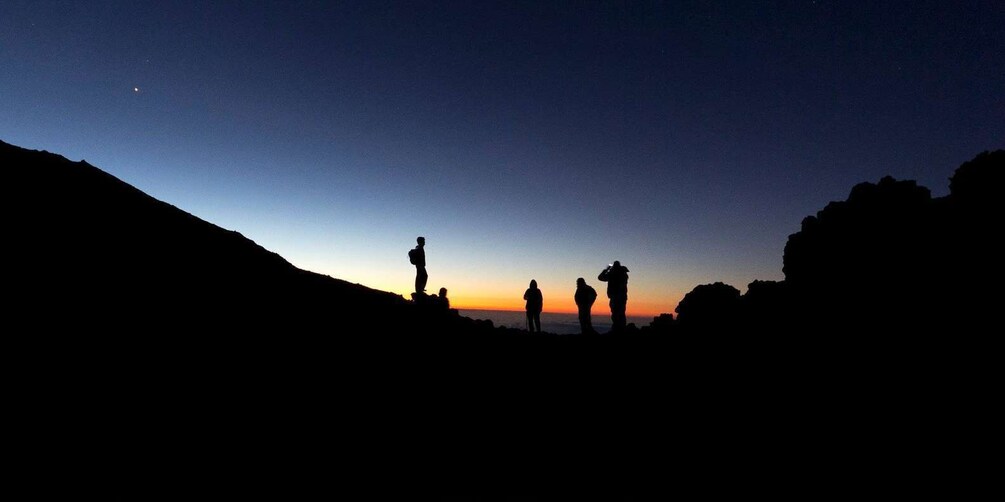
xmin=2 ymin=0 xmax=1002 ymax=314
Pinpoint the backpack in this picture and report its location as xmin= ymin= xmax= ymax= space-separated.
xmin=408 ymin=248 xmax=418 ymax=265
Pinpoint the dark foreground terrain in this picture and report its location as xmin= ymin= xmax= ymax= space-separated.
xmin=7 ymin=140 xmax=999 ymax=489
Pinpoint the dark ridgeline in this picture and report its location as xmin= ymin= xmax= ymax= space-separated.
xmin=783 ymin=174 xmax=941 ymax=333
xmin=8 ymin=139 xmax=379 ymax=333
xmin=778 ymin=149 xmax=1003 ymax=335
xmin=647 ymin=150 xmax=1005 ymax=339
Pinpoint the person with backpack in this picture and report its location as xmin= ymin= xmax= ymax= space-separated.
xmin=574 ymin=277 xmax=598 ymax=334
xmin=598 ymin=261 xmax=630 ymax=332
xmin=409 ymin=236 xmax=427 ymax=294
xmin=523 ymin=279 xmax=543 ymax=333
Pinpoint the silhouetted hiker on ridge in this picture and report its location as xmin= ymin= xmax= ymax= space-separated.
xmin=436 ymin=287 xmax=450 ymax=310
xmin=524 ymin=279 xmax=543 ymax=333
xmin=575 ymin=277 xmax=598 ymax=334
xmin=408 ymin=236 xmax=427 ymax=294
xmin=598 ymin=261 xmax=629 ymax=331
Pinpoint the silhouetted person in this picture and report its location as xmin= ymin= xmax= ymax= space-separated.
xmin=598 ymin=261 xmax=629 ymax=331
xmin=437 ymin=287 xmax=450 ymax=310
xmin=409 ymin=236 xmax=427 ymax=294
xmin=574 ymin=277 xmax=598 ymax=334
xmin=523 ymin=279 xmax=543 ymax=333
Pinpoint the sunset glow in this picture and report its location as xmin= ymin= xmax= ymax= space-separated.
xmin=3 ymin=1 xmax=1000 ymax=321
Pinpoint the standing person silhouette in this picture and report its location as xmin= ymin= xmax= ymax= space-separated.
xmin=523 ymin=279 xmax=543 ymax=333
xmin=410 ymin=236 xmax=427 ymax=294
xmin=598 ymin=261 xmax=629 ymax=332
xmin=574 ymin=277 xmax=598 ymax=334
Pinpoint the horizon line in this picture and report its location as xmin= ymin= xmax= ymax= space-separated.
xmin=454 ymin=306 xmax=662 ymax=318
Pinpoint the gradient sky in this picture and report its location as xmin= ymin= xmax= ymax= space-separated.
xmin=2 ymin=0 xmax=1003 ymax=315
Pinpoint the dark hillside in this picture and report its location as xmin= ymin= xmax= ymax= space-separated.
xmin=781 ymin=150 xmax=1004 ymax=333
xmin=5 ymin=139 xmax=407 ymax=333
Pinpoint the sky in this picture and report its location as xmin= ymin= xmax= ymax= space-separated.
xmin=2 ymin=0 xmax=1003 ymax=316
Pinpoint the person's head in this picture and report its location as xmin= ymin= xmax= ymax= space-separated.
xmin=439 ymin=287 xmax=447 ymax=297
xmin=529 ymin=279 xmax=538 ymax=289
xmin=577 ymin=277 xmax=585 ymax=287
xmin=417 ymin=236 xmax=425 ymax=246
xmin=613 ymin=260 xmax=621 ymax=268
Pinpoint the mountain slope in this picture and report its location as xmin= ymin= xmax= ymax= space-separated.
xmin=5 ymin=139 xmax=407 ymax=332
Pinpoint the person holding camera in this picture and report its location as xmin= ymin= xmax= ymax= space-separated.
xmin=598 ymin=261 xmax=630 ymax=332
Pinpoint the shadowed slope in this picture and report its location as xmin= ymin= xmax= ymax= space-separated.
xmin=5 ymin=139 xmax=406 ymax=332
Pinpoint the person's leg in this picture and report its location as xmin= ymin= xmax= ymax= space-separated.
xmin=533 ymin=312 xmax=541 ymax=332
xmin=527 ymin=311 xmax=533 ymax=331
xmin=613 ymin=298 xmax=627 ymax=330
xmin=415 ymin=266 xmax=428 ymax=293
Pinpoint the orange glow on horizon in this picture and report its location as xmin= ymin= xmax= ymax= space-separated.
xmin=450 ymin=295 xmax=666 ymax=318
